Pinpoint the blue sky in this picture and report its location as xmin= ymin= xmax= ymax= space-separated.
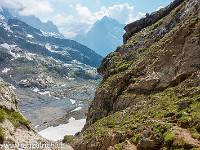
xmin=0 ymin=0 xmax=174 ymax=38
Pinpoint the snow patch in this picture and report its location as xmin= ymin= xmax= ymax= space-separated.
xmin=45 ymin=43 xmax=58 ymax=53
xmin=38 ymin=117 xmax=86 ymax=141
xmin=33 ymin=88 xmax=40 ymax=92
xmin=45 ymin=43 xmax=51 ymax=51
xmin=21 ymin=79 xmax=27 ymax=82
xmin=27 ymin=53 xmax=36 ymax=56
xmin=25 ymin=53 xmax=34 ymax=60
xmin=66 ymin=76 xmax=75 ymax=81
xmin=0 ymin=15 xmax=5 ymax=20
xmin=1 ymin=43 xmax=21 ymax=59
xmin=38 ymin=91 xmax=50 ymax=96
xmin=12 ymin=25 xmax=19 ymax=27
xmin=2 ymin=68 xmax=11 ymax=73
xmin=27 ymin=34 xmax=34 ymax=38
xmin=71 ymin=107 xmax=82 ymax=112
xmin=63 ymin=64 xmax=73 ymax=67
xmin=9 ymin=85 xmax=16 ymax=90
xmin=2 ymin=23 xmax=13 ymax=33
xmin=70 ymin=99 xmax=76 ymax=104
xmin=1 ymin=43 xmax=16 ymax=49
xmin=35 ymin=125 xmax=40 ymax=129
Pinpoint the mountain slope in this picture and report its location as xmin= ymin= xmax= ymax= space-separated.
xmin=0 ymin=77 xmax=73 ymax=149
xmin=0 ymin=8 xmax=64 ymax=38
xmin=69 ymin=0 xmax=200 ymax=149
xmin=0 ymin=16 xmax=102 ymax=132
xmin=74 ymin=16 xmax=125 ymax=57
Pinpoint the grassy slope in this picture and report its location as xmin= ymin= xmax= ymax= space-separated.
xmin=81 ymin=72 xmax=200 ymax=149
xmin=69 ymin=0 xmax=200 ymax=149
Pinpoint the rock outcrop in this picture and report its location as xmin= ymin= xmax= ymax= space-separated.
xmin=0 ymin=77 xmax=73 ymax=149
xmin=123 ymin=0 xmax=185 ymax=43
xmin=70 ymin=0 xmax=200 ymax=149
xmin=0 ymin=78 xmax=18 ymax=111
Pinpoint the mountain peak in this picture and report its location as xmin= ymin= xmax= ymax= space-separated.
xmin=100 ymin=16 xmax=119 ymax=24
xmin=74 ymin=16 xmax=125 ymax=57
xmin=101 ymin=16 xmax=110 ymax=20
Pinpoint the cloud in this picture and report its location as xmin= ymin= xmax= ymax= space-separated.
xmin=52 ymin=13 xmax=90 ymax=38
xmin=0 ymin=0 xmax=53 ymax=16
xmin=131 ymin=12 xmax=146 ymax=22
xmin=0 ymin=0 xmax=22 ymax=9
xmin=52 ymin=3 xmax=141 ymax=38
xmin=59 ymin=27 xmax=77 ymax=38
xmin=106 ymin=3 xmax=134 ymax=24
xmin=75 ymin=4 xmax=93 ymax=21
xmin=73 ymin=3 xmax=135 ymax=25
xmin=156 ymin=6 xmax=164 ymax=11
xmin=53 ymin=14 xmax=74 ymax=26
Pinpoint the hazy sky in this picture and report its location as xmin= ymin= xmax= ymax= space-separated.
xmin=0 ymin=0 xmax=174 ymax=38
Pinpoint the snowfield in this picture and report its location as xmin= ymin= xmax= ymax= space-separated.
xmin=38 ymin=117 xmax=86 ymax=141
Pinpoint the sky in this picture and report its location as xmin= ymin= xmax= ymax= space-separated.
xmin=0 ymin=0 xmax=174 ymax=38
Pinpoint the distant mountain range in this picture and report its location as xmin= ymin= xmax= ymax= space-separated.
xmin=0 ymin=8 xmax=64 ymax=38
xmin=0 ymin=10 xmax=102 ymax=130
xmin=0 ymin=8 xmax=126 ymax=57
xmin=74 ymin=16 xmax=125 ymax=57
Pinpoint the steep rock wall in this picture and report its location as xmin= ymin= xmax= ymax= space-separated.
xmin=86 ymin=0 xmax=200 ymax=128
xmin=70 ymin=0 xmax=200 ymax=149
xmin=123 ymin=0 xmax=185 ymax=43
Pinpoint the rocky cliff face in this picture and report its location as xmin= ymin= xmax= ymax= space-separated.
xmin=123 ymin=0 xmax=185 ymax=43
xmin=70 ymin=0 xmax=200 ymax=149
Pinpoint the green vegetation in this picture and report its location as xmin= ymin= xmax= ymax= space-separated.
xmin=113 ymin=142 xmax=126 ymax=150
xmin=83 ymin=76 xmax=200 ymax=148
xmin=63 ymin=135 xmax=74 ymax=144
xmin=0 ymin=108 xmax=6 ymax=122
xmin=0 ymin=108 xmax=30 ymax=130
xmin=73 ymin=1 xmax=200 ymax=149
xmin=7 ymin=111 xmax=30 ymax=129
xmin=108 ymin=60 xmax=131 ymax=76
xmin=73 ymin=69 xmax=101 ymax=80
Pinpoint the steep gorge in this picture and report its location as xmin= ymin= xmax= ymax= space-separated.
xmin=70 ymin=0 xmax=200 ymax=149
